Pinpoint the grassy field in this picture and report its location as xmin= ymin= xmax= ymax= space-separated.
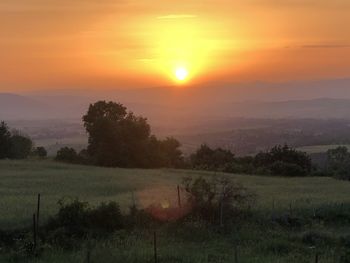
xmin=1 ymin=160 xmax=350 ymax=262
xmin=1 ymin=159 xmax=350 ymax=229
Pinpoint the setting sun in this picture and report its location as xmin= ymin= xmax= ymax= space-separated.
xmin=175 ymin=67 xmax=189 ymax=82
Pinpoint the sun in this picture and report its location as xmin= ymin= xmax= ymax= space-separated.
xmin=175 ymin=67 xmax=189 ymax=82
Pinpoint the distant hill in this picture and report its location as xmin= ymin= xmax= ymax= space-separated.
xmin=1 ymin=77 xmax=350 ymax=121
xmin=0 ymin=93 xmax=54 ymax=119
xmin=1 ymin=92 xmax=350 ymax=122
xmin=0 ymin=93 xmax=87 ymax=120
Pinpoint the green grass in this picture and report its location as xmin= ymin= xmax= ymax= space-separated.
xmin=1 ymin=159 xmax=350 ymax=262
xmin=1 ymin=159 xmax=350 ymax=229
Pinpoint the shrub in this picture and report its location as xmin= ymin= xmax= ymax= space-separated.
xmin=34 ymin=146 xmax=47 ymax=158
xmin=190 ymin=145 xmax=235 ymax=171
xmin=182 ymin=176 xmax=255 ymax=223
xmin=89 ymin=202 xmax=123 ymax=233
xmin=45 ymin=199 xmax=125 ymax=246
xmin=269 ymin=161 xmax=307 ymax=177
xmin=254 ymin=145 xmax=311 ymax=176
xmin=55 ymin=147 xmax=79 ymax=163
xmin=33 ymin=146 xmax=47 ymax=158
xmin=46 ymin=199 xmax=90 ymax=239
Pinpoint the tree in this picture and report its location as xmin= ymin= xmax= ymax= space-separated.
xmin=0 ymin=121 xmax=11 ymax=159
xmin=9 ymin=133 xmax=33 ymax=159
xmin=83 ymin=101 xmax=151 ymax=167
xmin=56 ymin=147 xmax=79 ymax=163
xmin=326 ymin=146 xmax=350 ymax=180
xmin=253 ymin=145 xmax=312 ymax=176
xmin=159 ymin=137 xmax=183 ymax=167
xmin=0 ymin=121 xmax=33 ymax=159
xmin=82 ymin=101 xmax=183 ymax=168
xmin=34 ymin=146 xmax=48 ymax=158
xmin=190 ymin=144 xmax=214 ymax=170
xmin=190 ymin=144 xmax=235 ymax=171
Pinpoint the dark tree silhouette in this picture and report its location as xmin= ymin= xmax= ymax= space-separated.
xmin=0 ymin=122 xmax=33 ymax=159
xmin=81 ymin=101 xmax=183 ymax=168
xmin=9 ymin=132 xmax=33 ymax=159
xmin=34 ymin=146 xmax=48 ymax=158
xmin=0 ymin=121 xmax=11 ymax=159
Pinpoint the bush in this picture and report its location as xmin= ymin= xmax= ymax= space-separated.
xmin=46 ymin=199 xmax=90 ymax=239
xmin=89 ymin=202 xmax=123 ymax=233
xmin=182 ymin=176 xmax=255 ymax=223
xmin=33 ymin=146 xmax=47 ymax=158
xmin=190 ymin=145 xmax=235 ymax=171
xmin=254 ymin=145 xmax=311 ymax=176
xmin=45 ymin=199 xmax=125 ymax=246
xmin=55 ymin=147 xmax=79 ymax=163
xmin=269 ymin=161 xmax=307 ymax=177
xmin=324 ymin=147 xmax=350 ymax=181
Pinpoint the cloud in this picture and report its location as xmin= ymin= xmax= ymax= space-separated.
xmin=302 ymin=44 xmax=350 ymax=49
xmin=157 ymin=14 xmax=197 ymax=19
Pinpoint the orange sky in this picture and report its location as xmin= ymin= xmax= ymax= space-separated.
xmin=0 ymin=0 xmax=350 ymax=90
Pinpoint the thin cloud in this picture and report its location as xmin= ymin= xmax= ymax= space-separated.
xmin=157 ymin=14 xmax=197 ymax=19
xmin=302 ymin=44 xmax=350 ymax=49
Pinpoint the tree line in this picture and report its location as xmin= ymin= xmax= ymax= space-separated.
xmin=54 ymin=101 xmax=316 ymax=177
xmin=190 ymin=144 xmax=312 ymax=177
xmin=2 ymin=100 xmax=350 ymax=180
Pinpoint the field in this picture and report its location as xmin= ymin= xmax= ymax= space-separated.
xmin=1 ymin=160 xmax=350 ymax=262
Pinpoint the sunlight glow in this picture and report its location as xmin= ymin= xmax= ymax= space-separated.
xmin=175 ymin=67 xmax=188 ymax=81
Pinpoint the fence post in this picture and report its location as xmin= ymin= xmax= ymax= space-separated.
xmin=131 ymin=190 xmax=136 ymax=208
xmin=36 ymin=193 xmax=41 ymax=232
xmin=32 ymin=213 xmax=37 ymax=252
xmin=220 ymin=199 xmax=224 ymax=227
xmin=220 ymin=185 xmax=226 ymax=227
xmin=315 ymin=252 xmax=319 ymax=263
xmin=289 ymin=203 xmax=292 ymax=216
xmin=154 ymin=231 xmax=158 ymax=263
xmin=177 ymin=185 xmax=181 ymax=208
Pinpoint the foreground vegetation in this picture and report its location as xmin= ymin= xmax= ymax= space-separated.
xmin=1 ymin=160 xmax=350 ymax=262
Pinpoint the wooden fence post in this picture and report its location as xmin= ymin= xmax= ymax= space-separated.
xmin=289 ymin=203 xmax=292 ymax=215
xmin=36 ymin=193 xmax=41 ymax=231
xmin=315 ymin=252 xmax=319 ymax=263
xmin=220 ymin=199 xmax=224 ymax=227
xmin=177 ymin=185 xmax=181 ymax=208
xmin=131 ymin=190 xmax=136 ymax=208
xmin=154 ymin=231 xmax=158 ymax=263
xmin=219 ymin=185 xmax=226 ymax=227
xmin=32 ymin=213 xmax=37 ymax=252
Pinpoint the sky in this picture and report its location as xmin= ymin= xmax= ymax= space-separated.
xmin=0 ymin=0 xmax=350 ymax=91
